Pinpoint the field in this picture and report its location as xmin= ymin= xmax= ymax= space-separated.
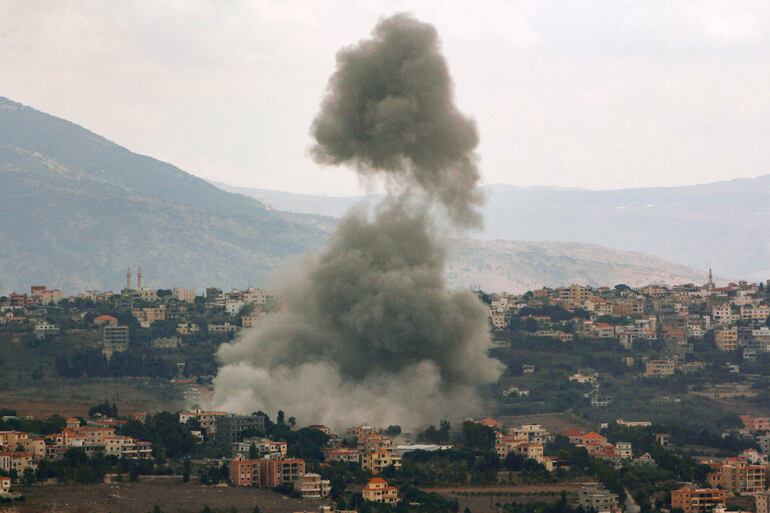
xmin=425 ymin=482 xmax=595 ymax=513
xmin=497 ymin=411 xmax=593 ymax=434
xmin=0 ymin=378 xmax=185 ymax=418
xmin=17 ymin=478 xmax=330 ymax=513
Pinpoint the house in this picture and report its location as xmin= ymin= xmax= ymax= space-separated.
xmin=578 ymin=485 xmax=621 ymax=513
xmin=562 ymin=428 xmax=584 ymax=445
xmin=362 ymin=477 xmax=399 ymax=504
xmin=361 ymin=447 xmax=402 ymax=474
xmin=295 ymin=473 xmax=331 ymax=498
xmin=94 ymin=314 xmax=118 ymax=327
xmin=645 ymin=359 xmax=675 ymax=377
xmin=0 ymin=475 xmax=10 ymax=494
xmin=474 ymin=417 xmax=504 ymax=431
xmin=323 ymin=448 xmax=360 ymax=463
xmin=580 ymin=432 xmax=607 ymax=446
xmin=569 ymin=373 xmax=598 ymax=385
xmin=715 ymin=327 xmax=739 ymax=352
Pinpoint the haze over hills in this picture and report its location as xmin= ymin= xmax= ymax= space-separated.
xmin=445 ymin=239 xmax=706 ymax=292
xmin=215 ymin=177 xmax=770 ymax=281
xmin=0 ymin=96 xmax=329 ymax=294
xmin=0 ymin=96 xmax=709 ymax=294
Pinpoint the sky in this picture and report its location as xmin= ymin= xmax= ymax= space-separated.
xmin=2 ymin=0 xmax=770 ymax=196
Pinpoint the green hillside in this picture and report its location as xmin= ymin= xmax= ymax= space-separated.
xmin=0 ymin=97 xmax=328 ymax=293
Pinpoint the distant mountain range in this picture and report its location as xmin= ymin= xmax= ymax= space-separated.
xmin=0 ymin=96 xmax=713 ymax=294
xmin=445 ymin=239 xmax=705 ymax=292
xmin=215 ymin=175 xmax=770 ymax=281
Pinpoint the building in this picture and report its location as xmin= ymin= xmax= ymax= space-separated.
xmin=362 ymin=477 xmax=399 ymax=504
xmin=715 ymin=327 xmax=739 ymax=352
xmin=645 ymin=359 xmax=676 ymax=377
xmin=0 ymin=475 xmax=10 ymax=494
xmin=361 ymin=447 xmax=402 ymax=474
xmin=215 ymin=413 xmax=268 ymax=444
xmin=150 ymin=336 xmax=181 ymax=349
xmin=103 ymin=436 xmax=153 ymax=459
xmin=172 ymin=288 xmax=196 ymax=303
xmin=578 ymin=485 xmax=620 ymax=513
xmin=323 ymin=447 xmax=360 ymax=463
xmin=103 ymin=325 xmax=129 ymax=358
xmin=93 ymin=314 xmax=118 ymax=327
xmin=755 ymin=492 xmax=770 ymax=513
xmin=295 ymin=473 xmax=331 ymax=498
xmin=708 ymin=458 xmax=767 ymax=494
xmin=209 ymin=322 xmax=238 ymax=335
xmin=258 ymin=458 xmax=306 ymax=487
xmin=671 ymin=486 xmax=727 ymax=513
xmin=34 ymin=321 xmax=59 ymax=339
xmin=230 ymin=454 xmax=261 ymax=487
xmin=233 ymin=437 xmax=287 ymax=459
xmin=179 ymin=408 xmax=227 ymax=436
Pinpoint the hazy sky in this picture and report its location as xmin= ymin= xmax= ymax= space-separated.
xmin=2 ymin=0 xmax=770 ymax=195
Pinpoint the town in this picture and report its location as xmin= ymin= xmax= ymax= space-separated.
xmin=2 ymin=271 xmax=770 ymax=512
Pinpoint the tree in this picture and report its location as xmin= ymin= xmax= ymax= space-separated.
xmin=288 ymin=416 xmax=297 ymax=428
xmin=277 ymin=410 xmax=285 ymax=425
xmin=385 ymin=425 xmax=402 ymax=438
xmin=182 ymin=460 xmax=191 ymax=483
xmin=461 ymin=421 xmax=495 ymax=453
xmin=249 ymin=443 xmax=258 ymax=459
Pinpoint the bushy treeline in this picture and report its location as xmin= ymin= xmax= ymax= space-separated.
xmin=54 ymin=347 xmax=176 ymax=378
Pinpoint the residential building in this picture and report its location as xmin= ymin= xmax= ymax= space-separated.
xmin=258 ymin=458 xmax=305 ymax=487
xmin=362 ymin=477 xmax=399 ymax=504
xmin=230 ymin=454 xmax=261 ymax=487
xmin=295 ymin=473 xmax=331 ymax=498
xmin=0 ymin=476 xmax=10 ymax=494
xmin=578 ymin=485 xmax=621 ymax=513
xmin=103 ymin=325 xmax=129 ymax=358
xmin=179 ymin=408 xmax=227 ymax=435
xmin=715 ymin=327 xmax=739 ymax=352
xmin=645 ymin=359 xmax=676 ymax=377
xmin=362 ymin=447 xmax=402 ymax=474
xmin=671 ymin=486 xmax=726 ymax=513
xmin=215 ymin=413 xmax=268 ymax=444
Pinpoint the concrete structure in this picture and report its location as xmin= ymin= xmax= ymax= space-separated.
xmin=295 ymin=473 xmax=331 ymax=498
xmin=578 ymin=485 xmax=620 ymax=513
xmin=671 ymin=486 xmax=727 ymax=513
xmin=215 ymin=413 xmax=268 ymax=444
xmin=645 ymin=359 xmax=676 ymax=377
xmin=102 ymin=325 xmax=129 ymax=358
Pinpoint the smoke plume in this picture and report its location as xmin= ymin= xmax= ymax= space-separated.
xmin=310 ymin=13 xmax=482 ymax=228
xmin=211 ymin=13 xmax=503 ymax=430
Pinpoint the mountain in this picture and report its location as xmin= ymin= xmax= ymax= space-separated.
xmin=0 ymin=97 xmax=330 ymax=294
xmin=0 ymin=97 xmax=711 ymax=295
xmin=445 ymin=239 xmax=706 ymax=293
xmin=217 ymin=178 xmax=770 ymax=281
xmin=211 ymin=181 xmax=378 ymax=218
xmin=481 ymin=180 xmax=770 ymax=282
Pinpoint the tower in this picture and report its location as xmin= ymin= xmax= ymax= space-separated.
xmin=126 ymin=267 xmax=132 ymax=290
xmin=706 ymin=268 xmax=714 ymax=291
xmin=137 ymin=266 xmax=143 ymax=289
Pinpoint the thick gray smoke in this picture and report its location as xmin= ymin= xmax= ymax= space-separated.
xmin=211 ymin=14 xmax=502 ymax=430
xmin=310 ymin=13 xmax=482 ymax=228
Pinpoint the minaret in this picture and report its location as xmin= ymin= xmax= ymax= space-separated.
xmin=126 ymin=267 xmax=132 ymax=290
xmin=706 ymin=268 xmax=714 ymax=291
xmin=137 ymin=266 xmax=143 ymax=289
